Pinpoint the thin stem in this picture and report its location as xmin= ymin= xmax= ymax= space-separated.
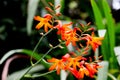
xmin=30 ymin=0 xmax=58 ymax=64
xmin=30 ymin=28 xmax=53 ymax=65
xmin=25 ymin=70 xmax=56 ymax=78
xmin=20 ymin=42 xmax=62 ymax=79
xmin=107 ymin=73 xmax=117 ymax=80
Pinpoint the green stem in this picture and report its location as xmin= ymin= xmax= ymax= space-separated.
xmin=30 ymin=28 xmax=53 ymax=65
xmin=107 ymin=73 xmax=117 ymax=80
xmin=25 ymin=70 xmax=56 ymax=78
xmin=20 ymin=42 xmax=62 ymax=79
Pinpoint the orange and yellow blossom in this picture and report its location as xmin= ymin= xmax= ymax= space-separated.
xmin=55 ymin=22 xmax=72 ymax=36
xmin=47 ymin=54 xmax=70 ymax=74
xmin=64 ymin=55 xmax=86 ymax=70
xmin=63 ymin=28 xmax=79 ymax=46
xmin=55 ymin=21 xmax=79 ymax=46
xmin=55 ymin=22 xmax=72 ymax=40
xmin=78 ymin=66 xmax=89 ymax=78
xmin=34 ymin=14 xmax=53 ymax=32
xmin=47 ymin=54 xmax=101 ymax=79
xmin=69 ymin=62 xmax=100 ymax=79
xmin=86 ymin=32 xmax=104 ymax=51
xmin=47 ymin=58 xmax=65 ymax=74
xmin=85 ymin=63 xmax=100 ymax=78
xmin=69 ymin=66 xmax=89 ymax=79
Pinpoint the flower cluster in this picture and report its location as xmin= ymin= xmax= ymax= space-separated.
xmin=34 ymin=13 xmax=103 ymax=50
xmin=47 ymin=53 xmax=101 ymax=79
xmin=34 ymin=2 xmax=104 ymax=79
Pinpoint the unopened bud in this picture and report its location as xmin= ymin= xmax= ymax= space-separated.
xmin=82 ymin=51 xmax=88 ymax=54
xmin=48 ymin=2 xmax=54 ymax=7
xmin=49 ymin=44 xmax=53 ymax=48
xmin=79 ymin=43 xmax=84 ymax=48
xmin=86 ymin=22 xmax=91 ymax=26
xmin=98 ymin=56 xmax=103 ymax=59
xmin=80 ymin=23 xmax=84 ymax=28
xmin=45 ymin=7 xmax=53 ymax=12
xmin=70 ymin=52 xmax=77 ymax=56
xmin=58 ymin=45 xmax=64 ymax=49
xmin=55 ymin=5 xmax=61 ymax=9
xmin=55 ymin=13 xmax=61 ymax=16
xmin=40 ymin=33 xmax=44 ymax=35
xmin=87 ymin=27 xmax=95 ymax=31
xmin=58 ymin=39 xmax=62 ymax=42
xmin=76 ymin=47 xmax=80 ymax=52
xmin=89 ymin=57 xmax=92 ymax=62
xmin=84 ymin=47 xmax=89 ymax=51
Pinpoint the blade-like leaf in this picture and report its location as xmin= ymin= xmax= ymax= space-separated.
xmin=0 ymin=49 xmax=51 ymax=65
xmin=27 ymin=0 xmax=39 ymax=35
xmin=0 ymin=49 xmax=23 ymax=64
xmin=7 ymin=64 xmax=45 ymax=80
xmin=90 ymin=0 xmax=109 ymax=60
xmin=90 ymin=0 xmax=105 ymax=29
xmin=102 ymin=0 xmax=118 ymax=69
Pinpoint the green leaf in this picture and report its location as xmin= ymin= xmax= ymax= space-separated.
xmin=102 ymin=0 xmax=118 ymax=69
xmin=7 ymin=64 xmax=45 ymax=80
xmin=0 ymin=49 xmax=23 ymax=64
xmin=90 ymin=0 xmax=109 ymax=60
xmin=102 ymin=0 xmax=115 ymax=51
xmin=27 ymin=0 xmax=39 ymax=35
xmin=0 ymin=49 xmax=51 ymax=65
xmin=60 ymin=0 xmax=65 ymax=13
xmin=115 ymin=22 xmax=120 ymax=34
xmin=117 ymin=74 xmax=120 ymax=80
xmin=90 ymin=0 xmax=105 ymax=29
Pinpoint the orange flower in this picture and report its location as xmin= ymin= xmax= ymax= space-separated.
xmin=65 ymin=56 xmax=86 ymax=70
xmin=56 ymin=22 xmax=72 ymax=37
xmin=69 ymin=66 xmax=89 ymax=79
xmin=62 ymin=53 xmax=71 ymax=62
xmin=85 ymin=63 xmax=99 ymax=78
xmin=55 ymin=22 xmax=79 ymax=46
xmin=64 ymin=28 xmax=79 ymax=46
xmin=47 ymin=58 xmax=65 ymax=74
xmin=69 ymin=62 xmax=100 ymax=79
xmin=78 ymin=66 xmax=89 ymax=78
xmin=34 ymin=14 xmax=53 ymax=32
xmin=86 ymin=32 xmax=103 ymax=51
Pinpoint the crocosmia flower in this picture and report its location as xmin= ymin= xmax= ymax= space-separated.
xmin=65 ymin=56 xmax=84 ymax=70
xmin=69 ymin=62 xmax=100 ymax=79
xmin=86 ymin=32 xmax=104 ymax=51
xmin=85 ymin=63 xmax=100 ymax=78
xmin=63 ymin=28 xmax=79 ymax=46
xmin=34 ymin=14 xmax=53 ymax=32
xmin=56 ymin=22 xmax=72 ymax=37
xmin=55 ymin=22 xmax=79 ymax=46
xmin=47 ymin=58 xmax=65 ymax=74
xmin=69 ymin=66 xmax=89 ymax=79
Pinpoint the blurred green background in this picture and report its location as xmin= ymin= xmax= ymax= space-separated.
xmin=0 ymin=0 xmax=120 ymax=80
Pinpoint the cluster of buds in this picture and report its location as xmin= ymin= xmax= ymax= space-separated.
xmin=34 ymin=2 xmax=104 ymax=79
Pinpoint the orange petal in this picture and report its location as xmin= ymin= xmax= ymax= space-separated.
xmin=35 ymin=23 xmax=43 ymax=29
xmin=34 ymin=16 xmax=42 ymax=21
xmin=49 ymin=64 xmax=57 ymax=71
xmin=44 ymin=24 xmax=48 ymax=32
